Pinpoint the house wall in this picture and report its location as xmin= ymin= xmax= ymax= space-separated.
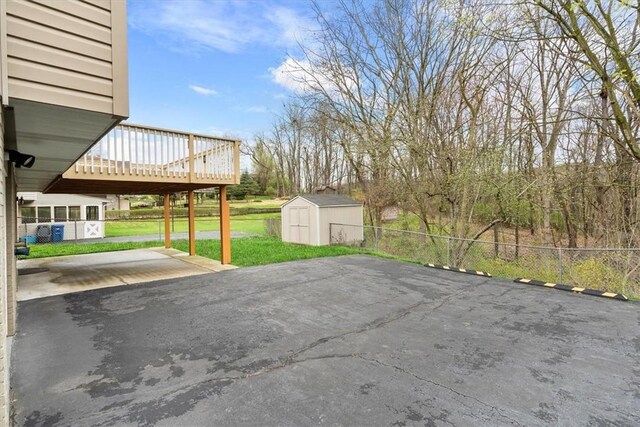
xmin=281 ymin=197 xmax=319 ymax=245
xmin=320 ymin=205 xmax=364 ymax=246
xmin=5 ymin=0 xmax=128 ymax=116
xmin=19 ymin=192 xmax=107 ymax=207
xmin=0 ymin=108 xmax=9 ymax=427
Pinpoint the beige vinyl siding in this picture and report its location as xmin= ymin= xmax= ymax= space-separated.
xmin=5 ymin=0 xmax=128 ymax=117
xmin=81 ymin=0 xmax=112 ymax=12
xmin=31 ymin=0 xmax=111 ymax=26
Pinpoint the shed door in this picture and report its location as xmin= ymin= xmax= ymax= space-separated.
xmin=290 ymin=207 xmax=310 ymax=244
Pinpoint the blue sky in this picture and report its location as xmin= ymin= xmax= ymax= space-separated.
xmin=127 ymin=0 xmax=321 ymax=142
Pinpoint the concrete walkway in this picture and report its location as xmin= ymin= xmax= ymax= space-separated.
xmin=17 ymin=248 xmax=236 ymax=301
xmin=11 ymin=255 xmax=639 ymax=426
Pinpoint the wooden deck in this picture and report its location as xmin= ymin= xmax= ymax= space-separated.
xmin=45 ymin=123 xmax=241 ymax=194
xmin=42 ymin=123 xmax=240 ymax=263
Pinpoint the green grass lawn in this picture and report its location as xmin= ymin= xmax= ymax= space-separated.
xmin=173 ymin=237 xmax=366 ymax=266
xmin=22 ymin=236 xmax=368 ymax=267
xmin=105 ymin=213 xmax=280 ymax=237
xmin=23 ymin=240 xmax=162 ymax=259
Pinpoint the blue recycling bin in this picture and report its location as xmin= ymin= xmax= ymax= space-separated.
xmin=51 ymin=224 xmax=65 ymax=242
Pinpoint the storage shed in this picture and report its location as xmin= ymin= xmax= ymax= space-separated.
xmin=281 ymin=195 xmax=364 ymax=246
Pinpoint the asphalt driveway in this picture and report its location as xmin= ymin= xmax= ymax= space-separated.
xmin=11 ymin=255 xmax=640 ymax=426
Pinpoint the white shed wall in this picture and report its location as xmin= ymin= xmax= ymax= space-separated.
xmin=320 ymin=205 xmax=364 ymax=245
xmin=283 ymin=196 xmax=364 ymax=246
xmin=281 ymin=197 xmax=319 ymax=245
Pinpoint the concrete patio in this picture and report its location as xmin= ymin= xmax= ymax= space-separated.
xmin=10 ymin=255 xmax=640 ymax=426
xmin=17 ymin=248 xmax=236 ymax=301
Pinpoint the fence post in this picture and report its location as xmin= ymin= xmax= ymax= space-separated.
xmin=74 ymin=220 xmax=78 ymax=243
xmin=158 ymin=220 xmax=162 ymax=242
xmin=446 ymin=237 xmax=451 ymax=266
xmin=558 ymin=247 xmax=563 ymax=284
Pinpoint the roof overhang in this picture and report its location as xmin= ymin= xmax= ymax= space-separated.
xmin=9 ymin=99 xmax=122 ymax=192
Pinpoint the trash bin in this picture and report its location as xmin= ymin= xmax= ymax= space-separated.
xmin=35 ymin=225 xmax=51 ymax=243
xmin=52 ymin=224 xmax=65 ymax=242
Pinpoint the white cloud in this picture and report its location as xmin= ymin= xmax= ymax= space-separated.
xmin=270 ymin=57 xmax=337 ymax=94
xmin=189 ymin=85 xmax=218 ymax=96
xmin=130 ymin=1 xmax=316 ymax=53
xmin=246 ymin=106 xmax=268 ymax=113
xmin=265 ymin=6 xmax=316 ymax=47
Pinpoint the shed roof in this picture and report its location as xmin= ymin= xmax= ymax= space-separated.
xmin=282 ymin=194 xmax=362 ymax=208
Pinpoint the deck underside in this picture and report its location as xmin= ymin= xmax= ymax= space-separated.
xmin=44 ymin=177 xmax=221 ymax=195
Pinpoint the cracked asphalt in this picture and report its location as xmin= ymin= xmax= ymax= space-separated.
xmin=10 ymin=255 xmax=640 ymax=426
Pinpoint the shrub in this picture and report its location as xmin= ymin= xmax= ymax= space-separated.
xmin=567 ymin=258 xmax=632 ymax=296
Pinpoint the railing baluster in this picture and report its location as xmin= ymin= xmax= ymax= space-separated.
xmin=160 ymin=131 xmax=164 ymax=177
xmin=128 ymin=126 xmax=133 ymax=175
xmin=114 ymin=130 xmax=118 ymax=175
xmin=107 ymin=131 xmax=112 ymax=175
xmin=134 ymin=128 xmax=139 ymax=176
xmin=154 ymin=131 xmax=159 ymax=177
xmin=143 ymin=130 xmax=147 ymax=176
xmin=121 ymin=127 xmax=125 ymax=175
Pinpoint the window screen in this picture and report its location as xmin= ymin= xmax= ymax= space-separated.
xmin=20 ymin=207 xmax=36 ymax=224
xmin=69 ymin=206 xmax=81 ymax=220
xmin=86 ymin=206 xmax=99 ymax=221
xmin=54 ymin=206 xmax=67 ymax=222
xmin=37 ymin=207 xmax=51 ymax=223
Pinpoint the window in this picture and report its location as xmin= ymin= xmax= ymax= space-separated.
xmin=54 ymin=206 xmax=67 ymax=222
xmin=20 ymin=207 xmax=35 ymax=224
xmin=37 ymin=206 xmax=51 ymax=223
xmin=69 ymin=206 xmax=80 ymax=221
xmin=86 ymin=206 xmax=99 ymax=221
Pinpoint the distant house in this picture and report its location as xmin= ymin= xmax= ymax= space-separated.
xmin=313 ymin=185 xmax=337 ymax=194
xmin=281 ymin=194 xmax=364 ymax=246
xmin=106 ymin=194 xmax=130 ymax=211
xmin=17 ymin=192 xmax=109 ymax=241
xmin=381 ymin=206 xmax=399 ymax=221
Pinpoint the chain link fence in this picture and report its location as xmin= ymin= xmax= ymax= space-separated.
xmin=17 ymin=216 xmax=281 ymax=246
xmin=329 ymin=223 xmax=640 ymax=296
xmin=264 ymin=218 xmax=282 ymax=238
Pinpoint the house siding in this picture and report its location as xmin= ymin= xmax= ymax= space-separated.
xmin=5 ymin=0 xmax=128 ymax=116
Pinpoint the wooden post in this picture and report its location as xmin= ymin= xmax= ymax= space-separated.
xmin=164 ymin=193 xmax=171 ymax=248
xmin=188 ymin=190 xmax=196 ymax=256
xmin=219 ymin=185 xmax=231 ymax=264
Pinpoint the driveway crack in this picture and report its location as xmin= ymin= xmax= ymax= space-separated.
xmin=357 ymin=355 xmax=524 ymax=426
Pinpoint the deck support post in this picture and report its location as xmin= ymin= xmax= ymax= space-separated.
xmin=188 ymin=190 xmax=196 ymax=256
xmin=163 ymin=193 xmax=171 ymax=248
xmin=219 ymin=185 xmax=231 ymax=264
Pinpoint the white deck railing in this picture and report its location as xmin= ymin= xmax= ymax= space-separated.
xmin=65 ymin=123 xmax=240 ymax=184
